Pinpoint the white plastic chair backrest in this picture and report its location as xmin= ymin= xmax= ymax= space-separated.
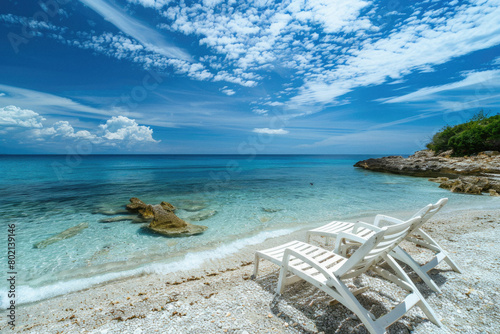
xmin=409 ymin=198 xmax=448 ymax=231
xmin=336 ymin=216 xmax=421 ymax=278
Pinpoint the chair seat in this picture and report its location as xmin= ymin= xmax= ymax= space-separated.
xmin=256 ymin=240 xmax=347 ymax=284
xmin=307 ymin=221 xmax=376 ymax=240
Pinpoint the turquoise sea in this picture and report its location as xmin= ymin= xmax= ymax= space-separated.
xmin=1 ymin=155 xmax=499 ymax=307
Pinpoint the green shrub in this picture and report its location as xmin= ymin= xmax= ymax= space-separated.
xmin=426 ymin=111 xmax=500 ymax=156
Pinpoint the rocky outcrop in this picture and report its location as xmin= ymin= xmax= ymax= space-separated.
xmin=34 ymin=222 xmax=89 ymax=249
xmin=126 ymin=198 xmax=207 ymax=236
xmin=126 ymin=197 xmax=148 ymax=212
xmin=429 ymin=176 xmax=500 ymax=195
xmin=355 ymin=150 xmax=500 ymax=195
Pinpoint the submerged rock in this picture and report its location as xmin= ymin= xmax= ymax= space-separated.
xmin=262 ymin=207 xmax=283 ymax=213
xmin=126 ymin=198 xmax=207 ymax=236
xmin=131 ymin=216 xmax=152 ymax=223
xmin=87 ymin=245 xmax=112 ymax=264
xmin=187 ymin=209 xmax=217 ymax=222
xmin=34 ymin=222 xmax=89 ymax=249
xmin=93 ymin=208 xmax=129 ymax=216
xmin=99 ymin=216 xmax=135 ymax=223
xmin=175 ymin=200 xmax=208 ymax=212
xmin=428 ymin=177 xmax=449 ymax=184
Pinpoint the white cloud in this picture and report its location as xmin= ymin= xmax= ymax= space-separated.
xmin=99 ymin=116 xmax=159 ymax=143
xmin=253 ymin=128 xmax=289 ymax=135
xmin=220 ymin=86 xmax=235 ymax=96
xmin=0 ymin=105 xmax=45 ymax=128
xmin=160 ymin=0 xmax=373 ymax=88
xmin=0 ymin=14 xmax=65 ymax=32
xmin=32 ymin=121 xmax=102 ymax=143
xmin=126 ymin=0 xmax=172 ymax=9
xmin=0 ymin=93 xmax=5 ymax=97
xmin=264 ymin=101 xmax=285 ymax=106
xmin=0 ymin=106 xmax=159 ymax=148
xmin=252 ymin=108 xmax=268 ymax=115
xmin=299 ymin=0 xmax=372 ymax=33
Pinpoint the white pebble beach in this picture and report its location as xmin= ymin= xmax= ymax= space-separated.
xmin=2 ymin=207 xmax=499 ymax=334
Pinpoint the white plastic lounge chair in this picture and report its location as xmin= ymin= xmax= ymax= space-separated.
xmin=306 ymin=198 xmax=461 ymax=293
xmin=253 ymin=216 xmax=442 ymax=334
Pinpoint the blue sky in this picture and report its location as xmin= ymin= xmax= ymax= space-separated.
xmin=0 ymin=0 xmax=499 ymax=154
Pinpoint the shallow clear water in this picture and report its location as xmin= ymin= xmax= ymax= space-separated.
xmin=1 ymin=154 xmax=499 ymax=306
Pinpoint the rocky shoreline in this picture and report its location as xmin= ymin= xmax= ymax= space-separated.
xmin=354 ymin=150 xmax=500 ymax=195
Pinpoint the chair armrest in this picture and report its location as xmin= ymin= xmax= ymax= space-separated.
xmin=373 ymin=215 xmax=405 ymax=227
xmin=334 ymin=231 xmax=369 ymax=255
xmin=283 ymin=247 xmax=333 ymax=278
xmin=352 ymin=221 xmax=382 ymax=234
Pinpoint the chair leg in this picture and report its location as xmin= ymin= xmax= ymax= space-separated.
xmin=277 ymin=262 xmax=289 ymax=294
xmin=252 ymin=253 xmax=260 ymax=279
xmin=384 ymin=255 xmax=442 ymax=327
xmin=415 ymin=229 xmax=462 ymax=273
xmin=416 ymin=299 xmax=442 ymax=327
xmin=443 ymin=254 xmax=462 ymax=273
xmin=325 ymin=236 xmax=331 ymax=246
xmin=392 ymin=247 xmax=442 ymax=293
xmin=331 ymin=280 xmax=385 ymax=334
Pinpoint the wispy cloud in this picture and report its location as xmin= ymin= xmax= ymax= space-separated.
xmin=0 ymin=84 xmax=118 ymax=121
xmin=299 ymin=129 xmax=427 ymax=153
xmin=79 ymin=0 xmax=191 ymax=61
xmin=379 ymin=69 xmax=500 ymax=104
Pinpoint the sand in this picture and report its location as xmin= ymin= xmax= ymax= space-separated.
xmin=2 ymin=207 xmax=499 ymax=333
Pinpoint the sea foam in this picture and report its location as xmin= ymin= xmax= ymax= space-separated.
xmin=0 ymin=227 xmax=297 ymax=309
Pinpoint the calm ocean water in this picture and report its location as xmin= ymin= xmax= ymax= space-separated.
xmin=1 ymin=154 xmax=499 ymax=306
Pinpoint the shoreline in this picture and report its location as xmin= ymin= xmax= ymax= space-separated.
xmin=2 ymin=204 xmax=500 ymax=333
xmin=4 ymin=198 xmax=492 ymax=309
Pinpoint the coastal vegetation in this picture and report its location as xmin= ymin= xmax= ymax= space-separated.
xmin=426 ymin=111 xmax=500 ymax=156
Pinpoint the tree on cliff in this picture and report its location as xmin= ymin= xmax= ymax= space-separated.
xmin=426 ymin=110 xmax=500 ymax=156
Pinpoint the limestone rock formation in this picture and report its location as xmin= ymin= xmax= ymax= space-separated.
xmin=126 ymin=198 xmax=207 ymax=236
xmin=355 ymin=150 xmax=500 ymax=195
xmin=126 ymin=197 xmax=148 ymax=212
